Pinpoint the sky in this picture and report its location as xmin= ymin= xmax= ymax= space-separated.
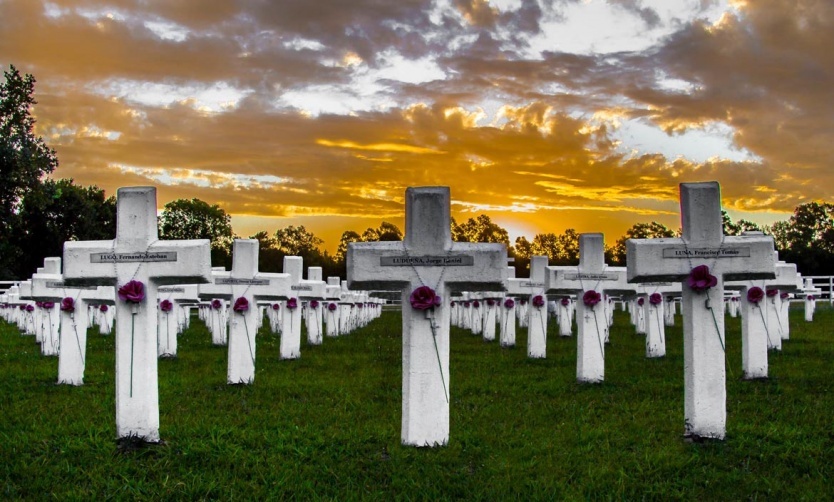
xmin=2 ymin=0 xmax=832 ymax=252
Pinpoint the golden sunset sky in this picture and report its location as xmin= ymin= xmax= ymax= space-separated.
xmin=2 ymin=0 xmax=830 ymax=251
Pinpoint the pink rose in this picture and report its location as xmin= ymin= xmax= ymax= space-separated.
xmin=583 ymin=290 xmax=601 ymax=307
xmin=60 ymin=297 xmax=75 ymax=312
xmin=766 ymin=289 xmax=778 ymax=298
xmin=532 ymin=295 xmax=545 ymax=308
xmin=99 ymin=304 xmax=108 ymax=312
xmin=42 ymin=301 xmax=55 ymax=309
xmin=272 ymin=303 xmax=280 ymax=310
xmin=409 ymin=286 xmax=441 ymax=311
xmin=747 ymin=287 xmax=764 ymax=304
xmin=686 ymin=265 xmax=718 ymax=293
xmin=233 ymin=297 xmax=249 ymax=312
xmin=327 ymin=302 xmax=338 ymax=311
xmin=504 ymin=298 xmax=515 ymax=309
xmin=286 ymin=298 xmax=298 ymax=310
xmin=118 ymin=280 xmax=145 ymax=304
xmin=649 ymin=293 xmax=662 ymax=305
xmin=211 ymin=299 xmax=223 ymax=309
xmin=159 ymin=300 xmax=174 ymax=312
xmin=310 ymin=300 xmax=320 ymax=308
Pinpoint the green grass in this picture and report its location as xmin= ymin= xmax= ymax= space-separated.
xmin=2 ymin=306 xmax=834 ymax=500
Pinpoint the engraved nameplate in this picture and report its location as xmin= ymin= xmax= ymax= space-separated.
xmin=45 ymin=281 xmax=98 ymax=290
xmin=158 ymin=287 xmax=186 ymax=293
xmin=91 ymin=252 xmax=177 ymax=263
xmin=564 ymin=273 xmax=620 ymax=281
xmin=380 ymin=256 xmax=475 ymax=266
xmin=291 ymin=285 xmax=313 ymax=291
xmin=662 ymin=247 xmax=750 ymax=259
xmin=215 ymin=278 xmax=270 ymax=285
xmin=519 ymin=281 xmax=545 ymax=288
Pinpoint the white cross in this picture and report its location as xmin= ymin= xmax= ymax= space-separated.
xmin=62 ymin=186 xmax=213 ymax=442
xmin=199 ymin=239 xmax=291 ymax=383
xmin=281 ymin=256 xmax=326 ymax=358
xmin=546 ymin=233 xmax=626 ymax=382
xmin=348 ymin=186 xmax=507 ymax=447
xmin=626 ymin=181 xmax=775 ymax=440
xmin=506 ymin=256 xmax=549 ymax=358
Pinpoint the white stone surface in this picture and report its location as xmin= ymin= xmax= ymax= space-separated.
xmin=62 ymin=186 xmax=212 ymax=442
xmin=348 ymin=186 xmax=507 ymax=447
xmin=626 ymin=181 xmax=775 ymax=440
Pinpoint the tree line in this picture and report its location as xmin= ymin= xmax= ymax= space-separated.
xmin=3 ymin=65 xmax=834 ymax=280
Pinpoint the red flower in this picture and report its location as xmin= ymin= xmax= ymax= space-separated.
xmin=25 ymin=304 xmax=34 ymax=312
xmin=118 ymin=280 xmax=145 ymax=303
xmin=532 ymin=295 xmax=545 ymax=308
xmin=327 ymin=302 xmax=338 ymax=311
xmin=780 ymin=292 xmax=789 ymax=300
xmin=504 ymin=298 xmax=515 ymax=309
xmin=211 ymin=299 xmax=223 ymax=309
xmin=766 ymin=289 xmax=778 ymax=298
xmin=486 ymin=299 xmax=495 ymax=307
xmin=286 ymin=298 xmax=298 ymax=310
xmin=637 ymin=297 xmax=645 ymax=306
xmin=60 ymin=297 xmax=75 ymax=312
xmin=310 ymin=300 xmax=320 ymax=308
xmin=472 ymin=300 xmax=480 ymax=308
xmin=99 ymin=304 xmax=108 ymax=312
xmin=160 ymin=300 xmax=174 ymax=312
xmin=747 ymin=287 xmax=765 ymax=305
xmin=583 ymin=290 xmax=602 ymax=307
xmin=649 ymin=293 xmax=662 ymax=305
xmin=409 ymin=286 xmax=441 ymax=311
xmin=560 ymin=297 xmax=570 ymax=306
xmin=233 ymin=297 xmax=249 ymax=312
xmin=42 ymin=301 xmax=55 ymax=309
xmin=686 ymin=265 xmax=718 ymax=293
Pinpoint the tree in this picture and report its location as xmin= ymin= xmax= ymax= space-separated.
xmin=158 ymin=198 xmax=233 ymax=267
xmin=609 ymin=222 xmax=676 ymax=266
xmin=273 ymin=225 xmax=323 ymax=256
xmin=767 ymin=202 xmax=834 ymax=274
xmin=452 ymin=214 xmax=510 ymax=245
xmin=13 ymin=179 xmax=116 ymax=278
xmin=336 ymin=230 xmax=362 ymax=264
xmin=722 ymin=210 xmax=762 ymax=236
xmin=0 ymin=65 xmax=59 ymax=279
xmin=360 ymin=221 xmax=403 ymax=242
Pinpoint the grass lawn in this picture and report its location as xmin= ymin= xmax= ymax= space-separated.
xmin=2 ymin=305 xmax=833 ymax=499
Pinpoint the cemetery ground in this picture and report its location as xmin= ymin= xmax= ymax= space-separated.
xmin=2 ymin=307 xmax=833 ymax=499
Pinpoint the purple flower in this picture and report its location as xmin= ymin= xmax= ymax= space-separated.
xmin=99 ymin=304 xmax=108 ymax=312
xmin=409 ymin=286 xmax=441 ymax=311
xmin=286 ymin=298 xmax=298 ymax=310
xmin=686 ymin=265 xmax=718 ymax=293
xmin=463 ymin=301 xmax=470 ymax=308
xmin=747 ymin=287 xmax=765 ymax=305
xmin=766 ymin=289 xmax=778 ymax=298
xmin=60 ymin=297 xmax=75 ymax=313
xmin=450 ymin=301 xmax=456 ymax=307
xmin=272 ymin=303 xmax=280 ymax=310
xmin=25 ymin=304 xmax=35 ymax=312
xmin=310 ymin=300 xmax=320 ymax=308
xmin=560 ymin=297 xmax=570 ymax=306
xmin=649 ymin=293 xmax=662 ymax=305
xmin=327 ymin=302 xmax=338 ymax=312
xmin=233 ymin=297 xmax=249 ymax=312
xmin=486 ymin=299 xmax=495 ymax=307
xmin=160 ymin=299 xmax=174 ymax=312
xmin=583 ymin=290 xmax=602 ymax=307
xmin=42 ymin=301 xmax=55 ymax=309
xmin=504 ymin=298 xmax=515 ymax=309
xmin=118 ymin=280 xmax=145 ymax=304
xmin=637 ymin=297 xmax=645 ymax=306
xmin=472 ymin=300 xmax=480 ymax=308
xmin=35 ymin=301 xmax=43 ymax=308
xmin=357 ymin=303 xmax=364 ymax=309
xmin=211 ymin=299 xmax=223 ymax=310
xmin=520 ymin=298 xmax=528 ymax=305
xmin=808 ymin=295 xmax=815 ymax=301
xmin=731 ymin=297 xmax=739 ymax=302
xmin=532 ymin=295 xmax=545 ymax=308
xmin=780 ymin=292 xmax=789 ymax=300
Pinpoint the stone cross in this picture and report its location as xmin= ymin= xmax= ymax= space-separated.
xmin=506 ymin=256 xmax=548 ymax=358
xmin=281 ymin=256 xmax=325 ymax=357
xmin=626 ymin=181 xmax=775 ymax=440
xmin=324 ymin=277 xmax=342 ymax=337
xmin=197 ymin=267 xmax=233 ymax=346
xmin=305 ymin=267 xmax=326 ymax=344
xmin=32 ymin=261 xmax=115 ymax=385
xmin=29 ymin=258 xmax=63 ymax=356
xmin=62 ymin=186 xmax=212 ymax=442
xmin=634 ymin=282 xmax=679 ymax=358
xmin=546 ymin=234 xmax=626 ymax=382
xmin=156 ymin=284 xmax=199 ymax=357
xmin=348 ymin=186 xmax=507 ymax=447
